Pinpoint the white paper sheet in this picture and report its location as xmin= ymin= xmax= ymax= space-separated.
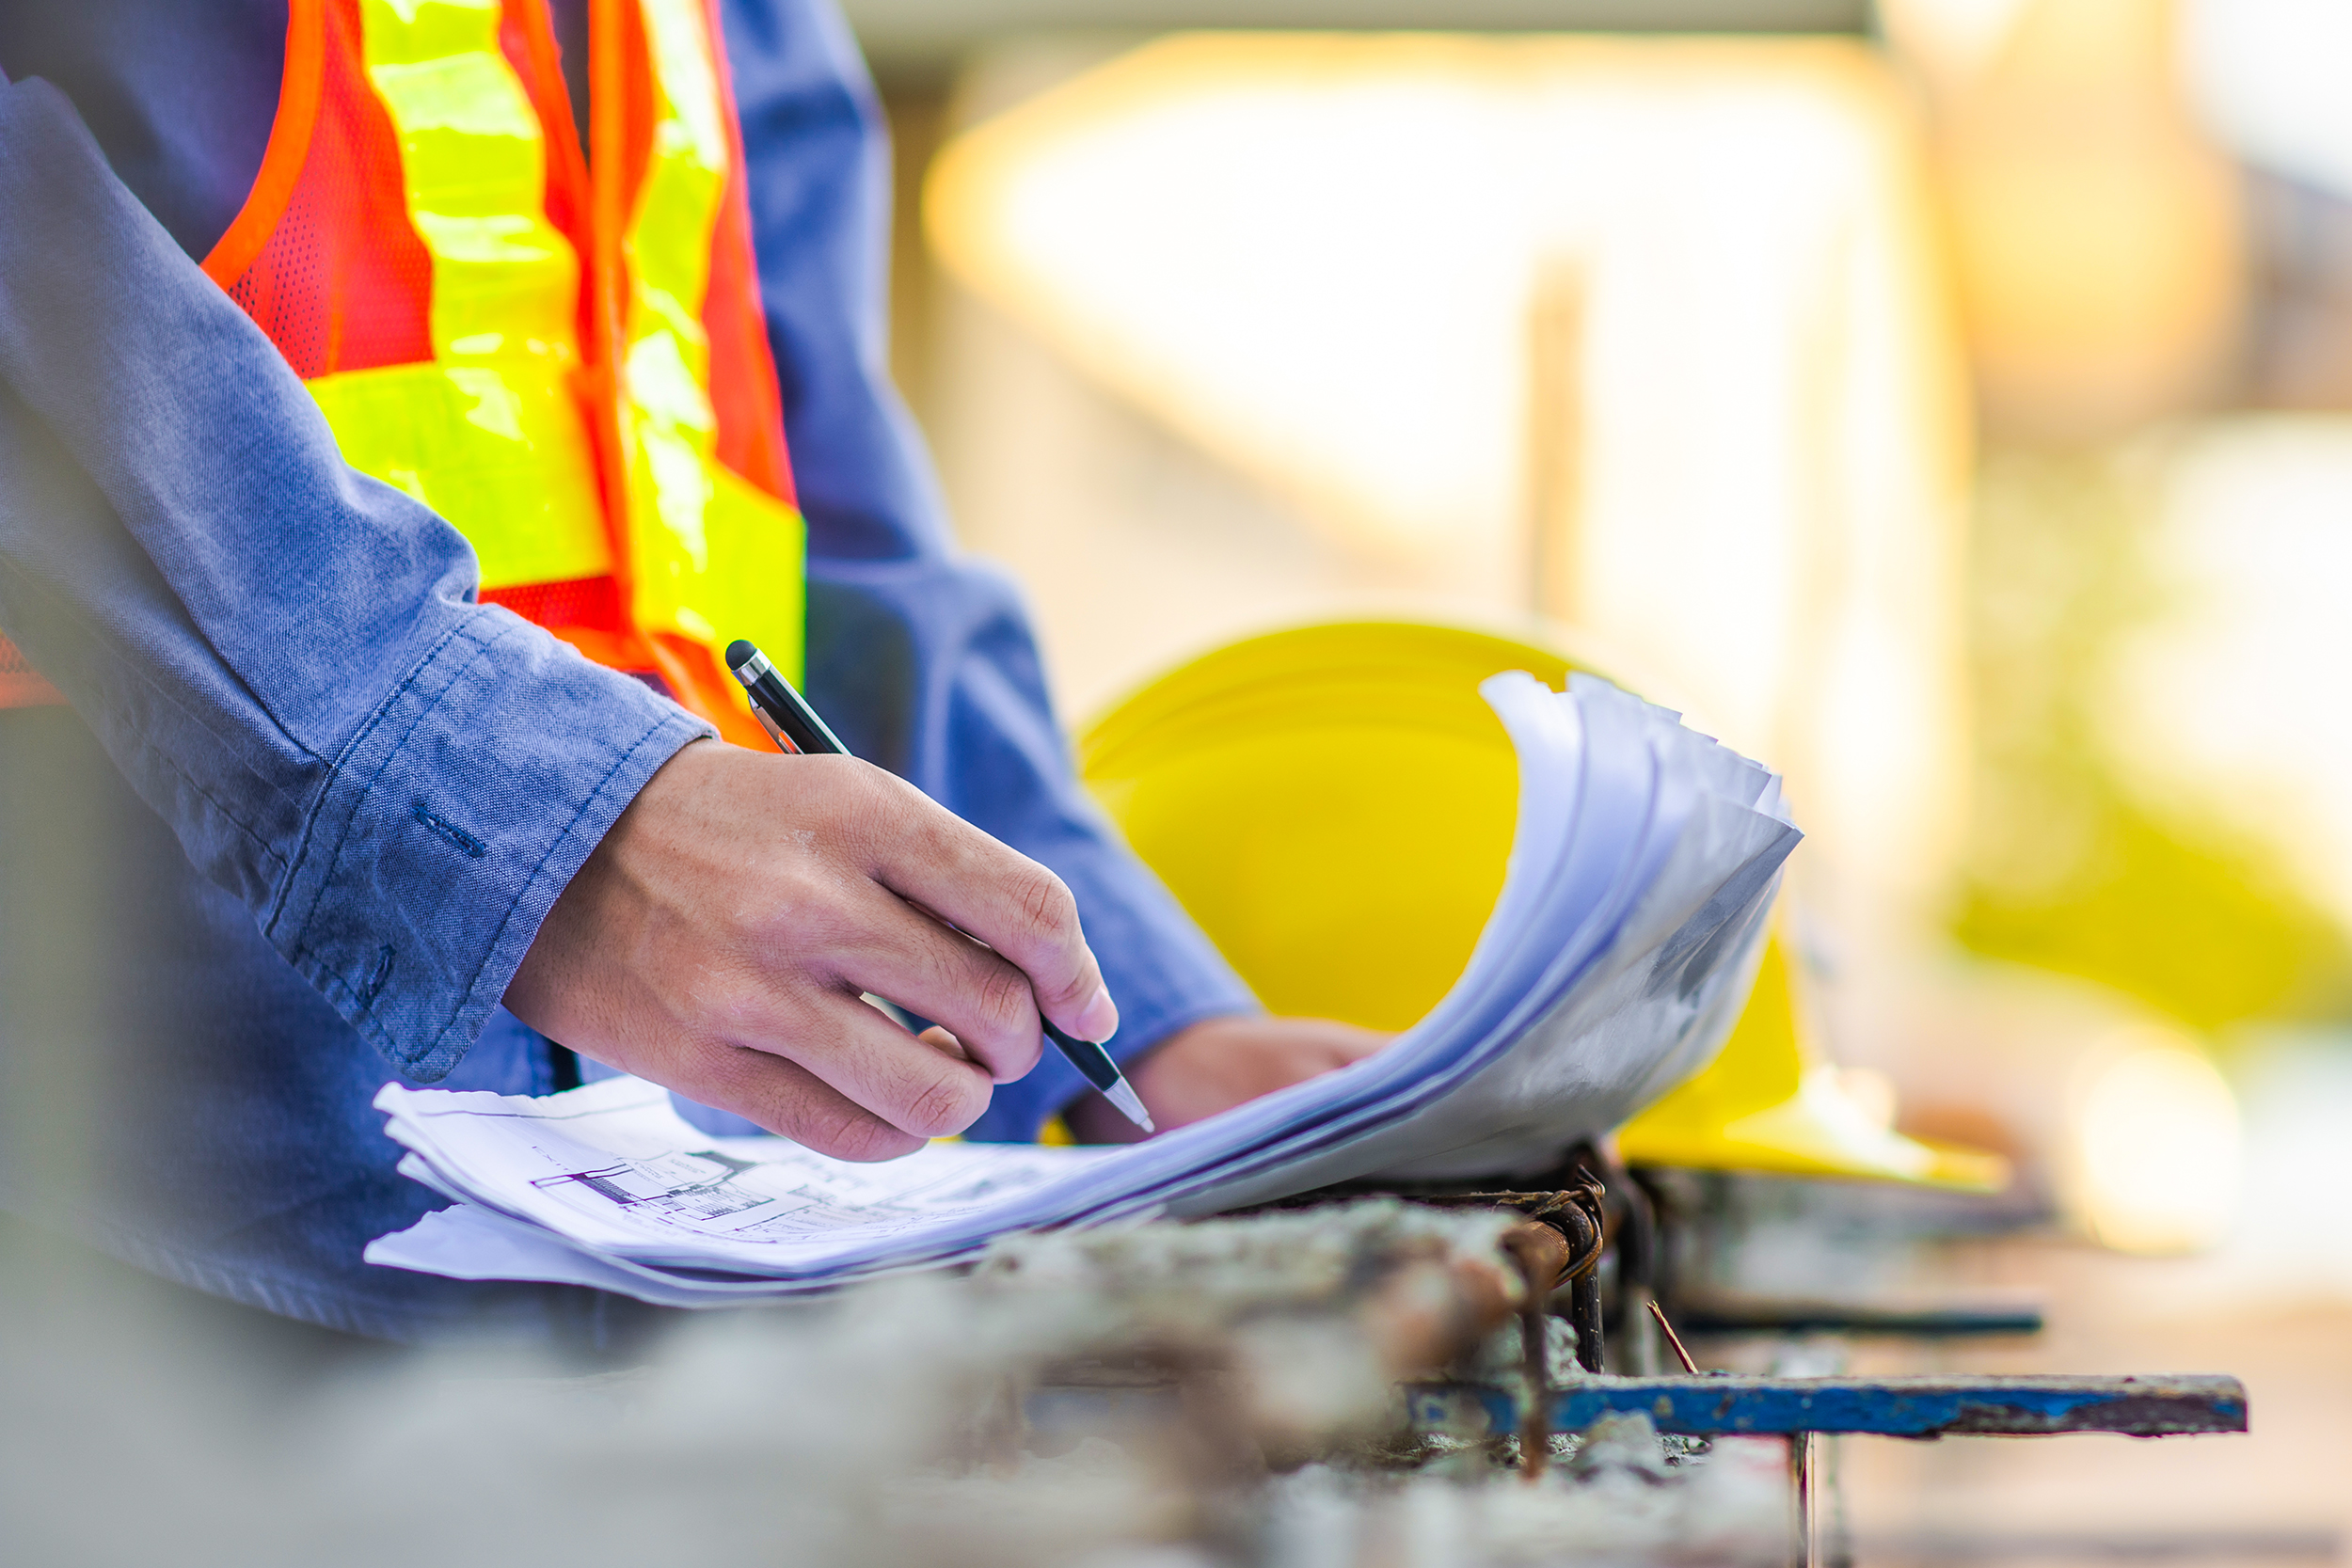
xmin=374 ymin=1083 xmax=1125 ymax=1274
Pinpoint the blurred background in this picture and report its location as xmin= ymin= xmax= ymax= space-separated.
xmin=847 ymin=0 xmax=2352 ymax=1558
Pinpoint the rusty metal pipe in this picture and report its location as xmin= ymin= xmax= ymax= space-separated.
xmin=1500 ymin=1221 xmax=1572 ymax=1477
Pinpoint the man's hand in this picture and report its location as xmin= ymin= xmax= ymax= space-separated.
xmin=1064 ymin=1015 xmax=1391 ymax=1143
xmin=506 ymin=740 xmax=1120 ymax=1161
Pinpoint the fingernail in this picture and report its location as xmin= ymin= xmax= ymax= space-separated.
xmin=1074 ymin=983 xmax=1120 ymax=1043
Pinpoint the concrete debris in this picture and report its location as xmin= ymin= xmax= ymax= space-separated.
xmin=1566 ymin=1412 xmax=1678 ymax=1482
xmin=0 ymin=1201 xmax=1795 ymax=1568
xmin=1460 ymin=1313 xmax=1582 ymax=1386
xmin=976 ymin=1202 xmax=1534 ymax=1448
xmin=1261 ymin=1434 xmax=1792 ymax=1568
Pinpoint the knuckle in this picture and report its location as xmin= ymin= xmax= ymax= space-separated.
xmin=903 ymin=1069 xmax=985 ymax=1139
xmin=970 ymin=960 xmax=1036 ymax=1041
xmin=1009 ymin=865 xmax=1077 ymax=945
xmin=834 ymin=1126 xmax=905 ymax=1162
xmin=835 ymin=1121 xmax=918 ymax=1163
xmin=795 ymin=1101 xmax=908 ymax=1162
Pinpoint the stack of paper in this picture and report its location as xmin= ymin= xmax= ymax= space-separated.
xmin=367 ymin=673 xmax=1799 ymax=1304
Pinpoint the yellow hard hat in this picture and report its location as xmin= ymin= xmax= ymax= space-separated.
xmin=1076 ymin=618 xmax=2005 ymax=1191
xmin=1614 ymin=930 xmax=2007 ymax=1189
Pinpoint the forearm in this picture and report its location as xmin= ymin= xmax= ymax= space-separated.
xmin=0 ymin=76 xmax=707 ymax=1079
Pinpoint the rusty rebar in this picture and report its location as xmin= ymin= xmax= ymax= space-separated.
xmin=1648 ymin=1299 xmax=1700 ymax=1374
xmin=1439 ymin=1164 xmax=1609 ymax=1374
xmin=1500 ymin=1221 xmax=1572 ymax=1479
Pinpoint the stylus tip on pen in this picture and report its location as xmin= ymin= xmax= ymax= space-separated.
xmin=724 ymin=639 xmax=758 ymax=672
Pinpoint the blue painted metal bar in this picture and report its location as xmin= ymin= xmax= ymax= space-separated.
xmin=1405 ymin=1374 xmax=2248 ymax=1438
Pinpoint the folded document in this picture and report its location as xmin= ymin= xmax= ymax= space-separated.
xmin=368 ymin=673 xmax=1800 ymax=1303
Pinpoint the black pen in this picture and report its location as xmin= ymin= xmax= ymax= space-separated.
xmin=725 ymin=639 xmax=1154 ymax=1133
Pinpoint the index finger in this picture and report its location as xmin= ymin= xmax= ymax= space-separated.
xmin=861 ymin=782 xmax=1120 ymax=1044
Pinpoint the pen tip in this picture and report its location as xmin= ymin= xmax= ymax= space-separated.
xmin=1104 ymin=1079 xmax=1155 ymax=1135
xmin=724 ymin=639 xmax=758 ymax=672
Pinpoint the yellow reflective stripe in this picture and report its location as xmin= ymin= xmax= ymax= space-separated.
xmin=619 ymin=0 xmax=723 ymax=641
xmin=333 ymin=0 xmax=611 ymax=588
xmin=697 ymin=467 xmax=807 ymax=688
xmin=358 ymin=0 xmax=576 ymax=356
xmin=308 ymin=359 xmax=612 ymax=590
xmin=628 ymin=0 xmax=727 ymax=325
xmin=621 ymin=0 xmax=804 ymax=682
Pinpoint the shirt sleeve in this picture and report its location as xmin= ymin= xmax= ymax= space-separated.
xmin=0 ymin=76 xmax=710 ymax=1084
xmin=719 ymin=0 xmax=1258 ymax=1140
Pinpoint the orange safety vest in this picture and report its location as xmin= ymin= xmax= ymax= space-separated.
xmin=0 ymin=0 xmax=803 ymax=750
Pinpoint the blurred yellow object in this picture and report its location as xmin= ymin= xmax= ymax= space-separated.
xmin=1615 ymin=935 xmax=2009 ymax=1191
xmin=1078 ymin=619 xmax=2005 ymax=1191
xmin=1080 ymin=620 xmax=1544 ymax=1029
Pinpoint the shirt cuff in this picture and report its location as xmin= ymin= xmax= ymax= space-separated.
xmin=265 ymin=606 xmax=710 ymax=1082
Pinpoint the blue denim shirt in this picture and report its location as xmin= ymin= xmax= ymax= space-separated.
xmin=0 ymin=0 xmax=1252 ymax=1342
